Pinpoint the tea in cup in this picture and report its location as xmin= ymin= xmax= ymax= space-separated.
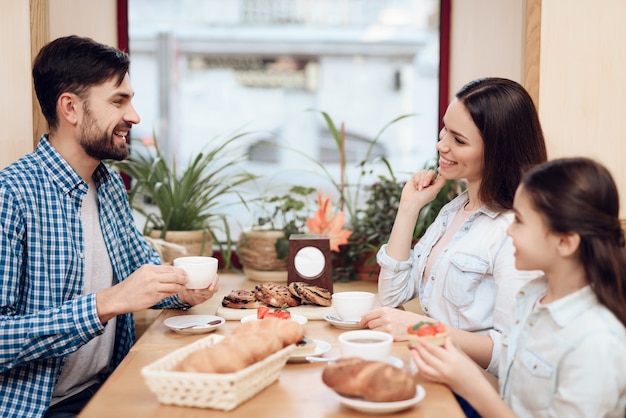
xmin=338 ymin=330 xmax=393 ymax=361
xmin=173 ymin=256 xmax=218 ymax=289
xmin=331 ymin=291 xmax=375 ymax=322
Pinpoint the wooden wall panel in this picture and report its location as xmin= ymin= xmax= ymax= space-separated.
xmin=523 ymin=0 xmax=541 ymax=109
xmin=30 ymin=0 xmax=49 ymax=148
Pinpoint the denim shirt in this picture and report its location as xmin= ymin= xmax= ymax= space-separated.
xmin=500 ymin=278 xmax=626 ymax=417
xmin=377 ymin=191 xmax=541 ymax=375
xmin=0 ymin=136 xmax=189 ymax=417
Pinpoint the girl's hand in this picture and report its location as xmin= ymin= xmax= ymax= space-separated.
xmin=410 ymin=336 xmax=483 ymax=394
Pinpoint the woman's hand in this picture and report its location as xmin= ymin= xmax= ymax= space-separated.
xmin=399 ymin=169 xmax=448 ymax=214
xmin=360 ymin=307 xmax=433 ymax=341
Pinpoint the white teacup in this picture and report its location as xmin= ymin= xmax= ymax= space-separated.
xmin=339 ymin=330 xmax=393 ymax=361
xmin=173 ymin=256 xmax=218 ymax=289
xmin=331 ymin=291 xmax=375 ymax=322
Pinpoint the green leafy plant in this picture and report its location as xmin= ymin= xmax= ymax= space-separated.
xmin=250 ymin=185 xmax=317 ymax=259
xmin=308 ymin=110 xmax=414 ymax=224
xmin=111 ymin=131 xmax=257 ymax=263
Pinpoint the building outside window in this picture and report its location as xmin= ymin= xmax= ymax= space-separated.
xmin=128 ymin=0 xmax=441 ymax=239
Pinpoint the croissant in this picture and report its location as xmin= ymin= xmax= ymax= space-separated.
xmin=322 ymin=357 xmax=416 ymax=402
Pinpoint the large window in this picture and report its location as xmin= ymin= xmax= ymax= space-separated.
xmin=124 ymin=0 xmax=442 ymax=238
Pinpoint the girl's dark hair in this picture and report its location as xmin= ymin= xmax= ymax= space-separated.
xmin=32 ymin=35 xmax=130 ymax=131
xmin=456 ymin=78 xmax=547 ymax=211
xmin=522 ymin=157 xmax=626 ymax=326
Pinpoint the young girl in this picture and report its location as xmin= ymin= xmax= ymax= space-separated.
xmin=411 ymin=157 xmax=626 ymax=417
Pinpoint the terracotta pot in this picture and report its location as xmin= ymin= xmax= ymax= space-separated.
xmin=148 ymin=229 xmax=213 ymax=264
xmin=354 ymin=252 xmax=380 ymax=282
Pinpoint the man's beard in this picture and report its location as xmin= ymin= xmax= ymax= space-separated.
xmin=80 ymin=103 xmax=130 ymax=161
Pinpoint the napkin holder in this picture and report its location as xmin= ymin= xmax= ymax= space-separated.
xmin=287 ymin=234 xmax=333 ymax=294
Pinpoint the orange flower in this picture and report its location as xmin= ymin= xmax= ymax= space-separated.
xmin=306 ymin=194 xmax=352 ymax=251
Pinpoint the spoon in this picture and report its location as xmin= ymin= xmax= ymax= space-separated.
xmin=306 ymin=356 xmax=338 ymax=363
xmin=328 ymin=315 xmax=360 ymax=324
xmin=174 ymin=319 xmax=223 ymax=329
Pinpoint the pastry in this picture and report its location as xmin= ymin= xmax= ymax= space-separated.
xmin=321 ymin=357 xmax=416 ymax=402
xmin=233 ymin=316 xmax=304 ymax=346
xmin=288 ymin=282 xmax=332 ymax=307
xmin=174 ymin=317 xmax=303 ymax=374
xmin=221 ymin=289 xmax=263 ymax=309
xmin=407 ymin=322 xmax=448 ymax=347
xmin=292 ymin=336 xmax=317 ymax=356
xmin=254 ymin=282 xmax=301 ymax=308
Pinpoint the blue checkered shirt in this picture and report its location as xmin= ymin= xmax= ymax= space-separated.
xmin=0 ymin=136 xmax=188 ymax=417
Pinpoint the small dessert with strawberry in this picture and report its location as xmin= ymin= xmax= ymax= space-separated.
xmin=256 ymin=305 xmax=292 ymax=320
xmin=407 ymin=321 xmax=448 ymax=347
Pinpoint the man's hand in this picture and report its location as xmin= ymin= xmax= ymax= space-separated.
xmin=96 ymin=264 xmax=188 ymax=323
xmin=178 ymin=274 xmax=220 ymax=305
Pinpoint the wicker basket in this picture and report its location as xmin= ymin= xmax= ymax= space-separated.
xmin=237 ymin=230 xmax=288 ymax=271
xmin=141 ymin=334 xmax=294 ymax=411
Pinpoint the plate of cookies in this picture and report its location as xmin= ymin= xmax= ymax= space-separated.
xmin=219 ymin=282 xmax=333 ymax=320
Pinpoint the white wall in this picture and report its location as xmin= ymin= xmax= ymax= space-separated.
xmin=48 ymin=0 xmax=117 ymax=47
xmin=449 ymin=0 xmax=525 ymax=99
xmin=0 ymin=1 xmax=36 ymax=168
xmin=538 ymin=0 xmax=626 ymax=217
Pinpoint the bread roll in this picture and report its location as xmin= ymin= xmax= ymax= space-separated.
xmin=174 ymin=317 xmax=303 ymax=373
xmin=322 ymin=358 xmax=416 ymax=402
xmin=232 ymin=317 xmax=303 ymax=346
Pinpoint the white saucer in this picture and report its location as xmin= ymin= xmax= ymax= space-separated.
xmin=288 ymin=339 xmax=331 ymax=363
xmin=331 ymin=384 xmax=425 ymax=414
xmin=323 ymin=312 xmax=362 ymax=330
xmin=164 ymin=315 xmax=225 ymax=335
xmin=241 ymin=313 xmax=308 ymax=325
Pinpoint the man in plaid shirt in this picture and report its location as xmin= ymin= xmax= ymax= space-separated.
xmin=0 ymin=35 xmax=220 ymax=417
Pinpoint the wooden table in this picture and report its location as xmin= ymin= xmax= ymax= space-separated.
xmin=79 ymin=274 xmax=464 ymax=417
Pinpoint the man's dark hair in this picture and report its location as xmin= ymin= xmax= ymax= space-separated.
xmin=32 ymin=35 xmax=130 ymax=131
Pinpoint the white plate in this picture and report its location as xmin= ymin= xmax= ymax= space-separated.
xmin=323 ymin=312 xmax=362 ymax=330
xmin=331 ymin=384 xmax=425 ymax=414
xmin=164 ymin=315 xmax=225 ymax=335
xmin=240 ymin=313 xmax=308 ymax=326
xmin=288 ymin=339 xmax=331 ymax=363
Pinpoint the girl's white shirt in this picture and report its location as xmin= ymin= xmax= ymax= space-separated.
xmin=500 ymin=277 xmax=626 ymax=417
xmin=377 ymin=191 xmax=541 ymax=375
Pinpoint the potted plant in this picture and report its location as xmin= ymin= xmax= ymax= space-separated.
xmin=112 ymin=132 xmax=257 ymax=265
xmin=304 ymin=111 xmax=465 ymax=281
xmin=236 ymin=185 xmax=317 ymax=281
xmin=335 ymin=164 xmax=466 ymax=282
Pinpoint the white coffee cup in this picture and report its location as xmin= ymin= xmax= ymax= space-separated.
xmin=173 ymin=256 xmax=218 ymax=289
xmin=339 ymin=330 xmax=393 ymax=361
xmin=331 ymin=291 xmax=375 ymax=322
